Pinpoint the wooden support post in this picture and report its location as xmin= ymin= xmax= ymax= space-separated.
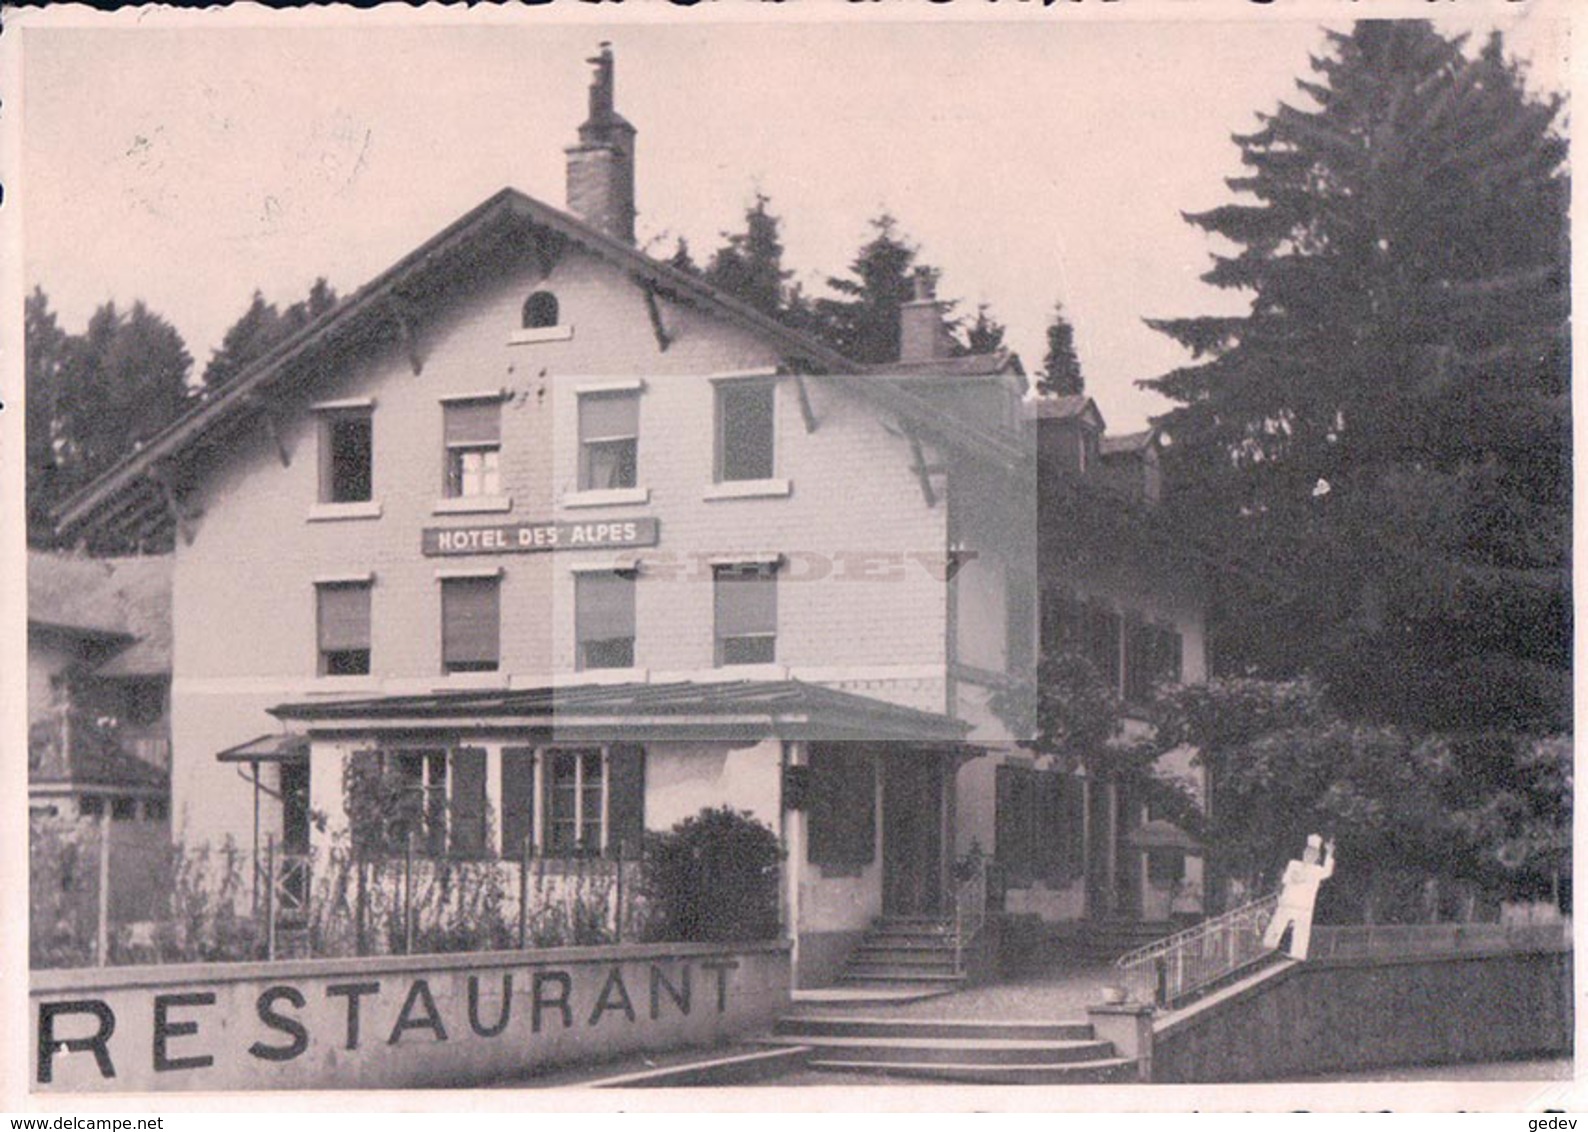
xmin=906 ymin=432 xmax=938 ymax=507
xmin=404 ymin=829 xmax=416 ymax=955
xmin=392 ymin=303 xmax=423 ymax=375
xmin=265 ymin=834 xmax=277 ymax=962
xmin=261 ymin=408 xmax=290 ymax=467
xmin=640 ymin=283 xmax=673 ymax=352
xmin=96 ymin=806 xmax=111 ymax=967
xmin=793 ymin=373 xmax=818 ymax=433
xmin=519 ymin=834 xmax=530 ymax=949
xmin=149 ymin=465 xmax=199 ymax=545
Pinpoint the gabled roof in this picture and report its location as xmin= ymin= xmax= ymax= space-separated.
xmin=867 ymin=349 xmax=1025 ymax=380
xmin=1100 ymin=429 xmax=1159 ymax=458
xmin=27 ymin=552 xmax=172 ymax=676
xmin=269 ymin=679 xmax=973 ymax=745
xmin=1027 ymin=394 xmax=1106 ymax=432
xmin=55 ymin=187 xmax=1027 ymax=546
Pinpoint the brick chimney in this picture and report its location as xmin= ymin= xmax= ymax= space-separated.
xmin=898 ymin=267 xmax=954 ymax=362
xmin=565 ymin=43 xmax=637 ymax=244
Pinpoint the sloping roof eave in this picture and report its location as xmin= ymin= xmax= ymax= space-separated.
xmin=54 ymin=187 xmax=1030 ymax=541
xmin=266 ymin=680 xmax=972 ymax=744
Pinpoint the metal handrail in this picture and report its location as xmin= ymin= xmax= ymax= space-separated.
xmin=952 ymin=854 xmax=989 ymax=977
xmin=1114 ymin=890 xmax=1281 ymax=1008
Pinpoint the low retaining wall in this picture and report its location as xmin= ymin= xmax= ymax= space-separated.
xmin=31 ymin=940 xmax=790 ymax=1092
xmin=1150 ymin=942 xmax=1571 ymax=1082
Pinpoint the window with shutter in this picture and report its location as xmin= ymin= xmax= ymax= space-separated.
xmin=443 ymin=399 xmax=502 ymax=499
xmin=316 ymin=581 xmax=371 ymax=675
xmin=807 ymin=744 xmax=875 ymax=867
xmin=578 ymin=391 xmax=640 ymax=491
xmin=451 ymin=747 xmax=488 ymax=858
xmin=319 ymin=409 xmax=373 ymax=504
xmin=607 ymin=743 xmax=646 ymax=859
xmin=576 ymin=571 xmax=636 ymax=670
xmin=716 ymin=380 xmax=775 ymax=482
xmin=441 ymin=576 xmax=500 ymax=673
xmin=714 ymin=563 xmax=777 ymax=666
xmin=1084 ymin=605 xmax=1122 ymax=694
xmin=500 ymin=747 xmax=536 ymax=860
xmin=1124 ymin=616 xmax=1153 ymax=705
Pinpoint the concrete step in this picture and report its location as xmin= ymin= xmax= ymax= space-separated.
xmin=761 ymin=1035 xmax=1116 ymax=1066
xmin=804 ymin=1056 xmax=1137 ymax=1085
xmin=774 ymin=1016 xmax=1096 ymax=1042
xmin=851 ymin=947 xmax=957 ymax=968
xmin=855 ymin=936 xmax=960 ymax=952
xmin=791 ymin=985 xmax=957 ymax=1007
xmin=839 ymin=968 xmax=965 ymax=984
xmin=866 ymin=926 xmax=957 ymax=941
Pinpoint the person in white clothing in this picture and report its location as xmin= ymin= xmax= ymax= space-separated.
xmin=1262 ymin=834 xmax=1335 ymax=959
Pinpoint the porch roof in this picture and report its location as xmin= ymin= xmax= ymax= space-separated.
xmin=216 ymin=732 xmax=313 ymax=764
xmin=266 ymin=679 xmax=975 ymax=745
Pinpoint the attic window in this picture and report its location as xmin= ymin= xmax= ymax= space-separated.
xmin=523 ymin=291 xmax=560 ymax=330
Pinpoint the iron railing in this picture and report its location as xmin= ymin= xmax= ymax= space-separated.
xmin=1309 ymin=920 xmax=1571 ymax=960
xmin=953 ymin=854 xmax=990 ymax=976
xmin=1114 ymin=890 xmax=1280 ymax=1008
xmin=260 ymin=835 xmax=313 ymax=960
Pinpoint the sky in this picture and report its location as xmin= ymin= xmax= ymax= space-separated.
xmin=17 ymin=5 xmax=1569 ymax=434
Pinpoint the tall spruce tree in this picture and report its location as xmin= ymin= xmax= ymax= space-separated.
xmin=40 ymin=299 xmax=193 ymax=551
xmin=704 ymin=194 xmax=791 ymax=319
xmin=815 ymin=213 xmax=923 ymax=364
xmin=203 ymin=277 xmax=338 ymax=388
xmin=1038 ymin=302 xmax=1084 ymax=396
xmin=24 ymin=288 xmax=70 ymax=546
xmin=963 ymin=303 xmax=1008 ymax=355
xmin=1144 ymin=22 xmax=1569 ymax=734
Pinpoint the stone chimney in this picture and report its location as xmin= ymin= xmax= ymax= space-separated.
xmin=565 ymin=43 xmax=637 ymax=244
xmin=898 ymin=267 xmax=954 ymax=362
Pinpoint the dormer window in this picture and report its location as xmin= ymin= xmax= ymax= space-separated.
xmin=510 ymin=290 xmax=573 ymax=345
xmin=523 ymin=291 xmax=559 ymax=330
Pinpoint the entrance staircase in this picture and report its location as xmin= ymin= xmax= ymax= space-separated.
xmin=763 ymin=1015 xmax=1136 ymax=1084
xmin=835 ymin=917 xmax=966 ymax=991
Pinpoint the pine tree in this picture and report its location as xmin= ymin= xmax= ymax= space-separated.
xmin=815 ymin=213 xmax=923 ymax=364
xmin=1037 ymin=302 xmax=1084 ymax=396
xmin=42 ymin=299 xmax=193 ymax=549
xmin=203 ymin=278 xmax=338 ymax=388
xmin=666 ymin=237 xmax=701 ymax=276
xmin=963 ymin=303 xmax=1007 ymax=355
xmin=24 ymin=288 xmax=70 ymax=546
xmin=704 ymin=194 xmax=791 ymax=319
xmin=1143 ymin=21 xmax=1569 ymax=734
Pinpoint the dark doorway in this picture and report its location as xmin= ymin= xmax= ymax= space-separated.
xmin=882 ymin=751 xmax=945 ymax=917
xmin=281 ymin=760 xmax=311 ymax=853
xmin=1086 ymin=777 xmax=1113 ymax=919
xmin=279 ymin=759 xmax=312 ymax=913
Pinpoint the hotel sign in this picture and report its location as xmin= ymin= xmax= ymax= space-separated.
xmin=422 ymin=518 xmax=659 ymax=556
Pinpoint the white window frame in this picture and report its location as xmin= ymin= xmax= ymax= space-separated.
xmin=566 ymin=381 xmax=648 ymax=508
xmin=710 ymin=374 xmax=781 ymax=490
xmin=439 ymin=393 xmax=510 ymax=512
xmin=535 ymin=745 xmax=610 ymax=857
xmin=309 ymin=398 xmax=380 ymax=521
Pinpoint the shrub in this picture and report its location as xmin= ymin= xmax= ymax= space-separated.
xmin=640 ymin=807 xmax=781 ymax=943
